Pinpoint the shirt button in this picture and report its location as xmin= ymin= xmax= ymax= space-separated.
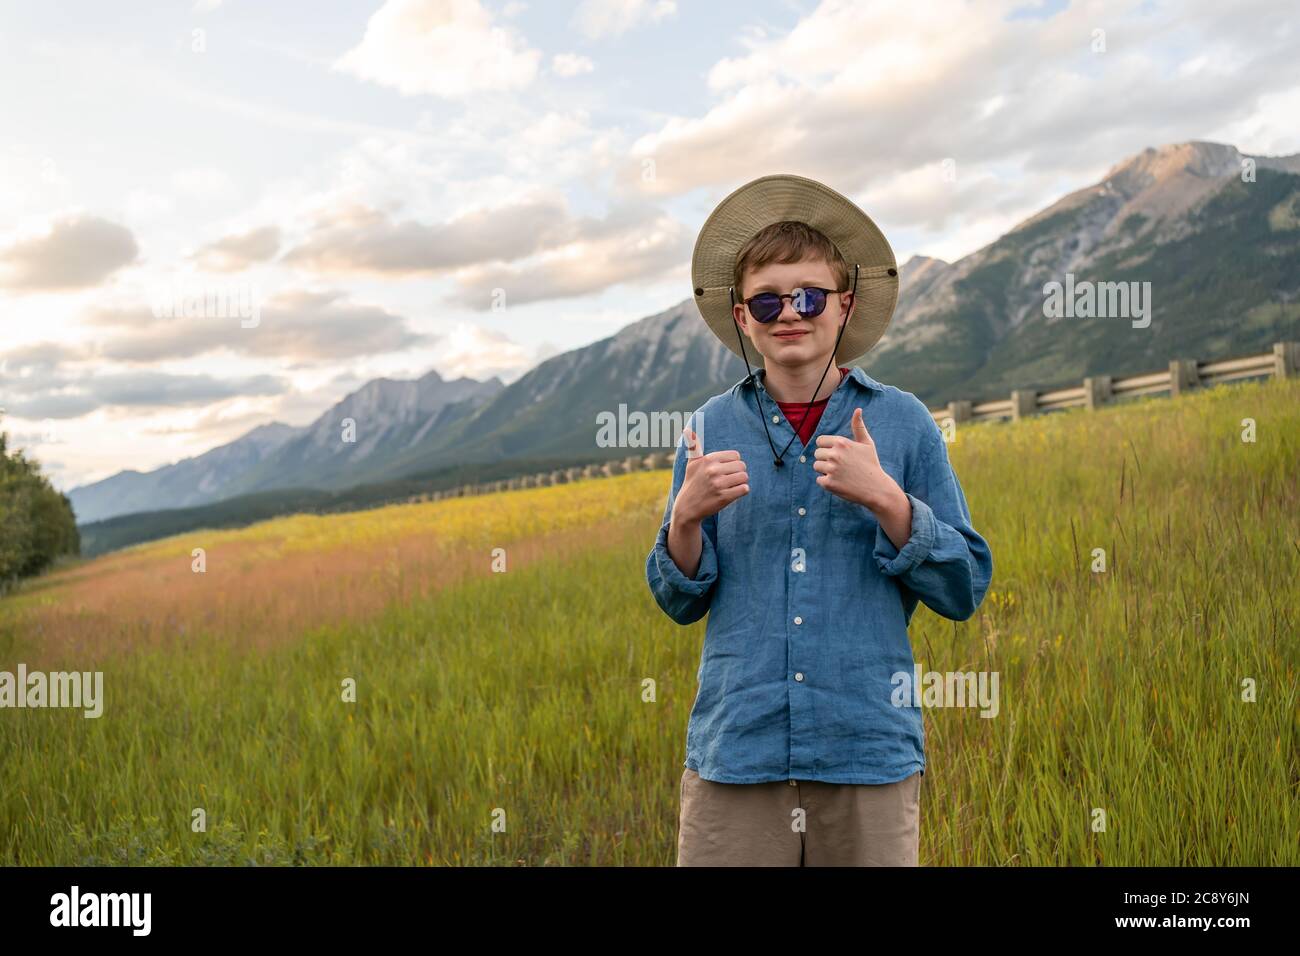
xmin=797 ymin=506 xmax=806 ymax=516
xmin=799 ymin=455 xmax=806 ymax=463
xmin=772 ymin=414 xmax=780 ymax=423
xmin=794 ymin=616 xmax=802 ymax=625
xmin=794 ymin=672 xmax=804 ymax=682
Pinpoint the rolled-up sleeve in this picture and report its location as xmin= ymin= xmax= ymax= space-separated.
xmin=873 ymin=433 xmax=992 ymax=621
xmin=645 ymin=426 xmax=719 ymax=626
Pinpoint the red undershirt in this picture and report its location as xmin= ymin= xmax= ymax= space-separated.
xmin=774 ymin=368 xmax=850 ymax=445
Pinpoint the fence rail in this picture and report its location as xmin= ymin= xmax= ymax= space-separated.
xmin=410 ymin=340 xmax=1298 ymax=504
xmin=934 ymin=341 xmax=1297 ymax=426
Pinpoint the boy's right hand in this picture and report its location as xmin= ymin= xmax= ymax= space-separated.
xmin=671 ymin=426 xmax=749 ymax=525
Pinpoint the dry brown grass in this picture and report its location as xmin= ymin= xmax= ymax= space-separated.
xmin=6 ymin=474 xmax=665 ymax=665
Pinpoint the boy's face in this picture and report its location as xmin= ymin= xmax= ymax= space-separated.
xmin=733 ymin=256 xmax=853 ymax=373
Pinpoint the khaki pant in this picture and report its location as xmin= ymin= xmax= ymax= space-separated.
xmin=676 ymin=768 xmax=921 ymax=866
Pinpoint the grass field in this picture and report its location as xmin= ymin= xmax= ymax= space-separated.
xmin=1 ymin=376 xmax=1297 ymax=865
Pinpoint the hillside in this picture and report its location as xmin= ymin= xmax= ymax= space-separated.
xmin=862 ymin=141 xmax=1300 ymax=402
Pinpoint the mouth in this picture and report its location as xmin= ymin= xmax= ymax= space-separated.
xmin=772 ymin=329 xmax=809 ymax=339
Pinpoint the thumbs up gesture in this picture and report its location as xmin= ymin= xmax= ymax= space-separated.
xmin=813 ymin=407 xmax=901 ymax=512
xmin=672 ymin=426 xmax=749 ymax=526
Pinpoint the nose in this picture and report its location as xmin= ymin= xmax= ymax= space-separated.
xmin=775 ymin=298 xmax=803 ymax=323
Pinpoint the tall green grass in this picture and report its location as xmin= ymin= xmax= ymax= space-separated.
xmin=1 ymin=376 xmax=1296 ymax=865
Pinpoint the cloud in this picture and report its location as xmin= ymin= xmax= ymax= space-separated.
xmin=552 ymin=53 xmax=595 ymax=77
xmin=450 ymin=207 xmax=692 ymax=306
xmin=279 ymin=195 xmax=691 ymax=305
xmin=192 ymin=225 xmax=281 ymax=272
xmin=2 ymin=369 xmax=287 ymax=420
xmin=87 ymin=288 xmax=429 ymax=362
xmin=572 ymin=0 xmax=676 ymax=40
xmin=281 ymin=198 xmax=567 ymax=274
xmin=429 ymin=322 xmax=544 ymax=383
xmin=616 ymin=0 xmax=1300 ymax=211
xmin=0 ymin=341 xmax=86 ymax=377
xmin=334 ymin=0 xmax=542 ymax=98
xmin=89 ymin=372 xmax=285 ymax=408
xmin=0 ymin=215 xmax=138 ymax=291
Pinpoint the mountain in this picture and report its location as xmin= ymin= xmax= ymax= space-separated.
xmin=858 ymin=141 xmax=1300 ymax=403
xmin=67 ymin=421 xmax=297 ymax=523
xmin=68 ymin=371 xmax=503 ymax=522
xmin=219 ymin=368 xmax=503 ymax=495
xmin=69 ymin=139 xmax=1300 ymax=530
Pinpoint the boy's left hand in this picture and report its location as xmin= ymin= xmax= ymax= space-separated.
xmin=813 ymin=407 xmax=903 ymax=513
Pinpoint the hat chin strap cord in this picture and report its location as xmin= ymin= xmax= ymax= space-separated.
xmin=729 ymin=263 xmax=859 ymax=468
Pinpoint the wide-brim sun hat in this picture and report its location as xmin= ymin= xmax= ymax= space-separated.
xmin=691 ymin=174 xmax=900 ymax=369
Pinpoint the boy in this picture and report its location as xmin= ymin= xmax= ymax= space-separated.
xmin=645 ymin=174 xmax=993 ymax=866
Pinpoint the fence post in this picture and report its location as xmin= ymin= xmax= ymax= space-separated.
xmin=1274 ymin=341 xmax=1298 ymax=379
xmin=1170 ymin=358 xmax=1199 ymax=396
xmin=946 ymin=400 xmax=972 ymax=424
xmin=1083 ymin=375 xmax=1112 ymax=410
xmin=1010 ymin=389 xmax=1037 ymax=421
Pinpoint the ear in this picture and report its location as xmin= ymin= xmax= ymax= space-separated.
xmin=733 ymin=301 xmax=749 ymax=334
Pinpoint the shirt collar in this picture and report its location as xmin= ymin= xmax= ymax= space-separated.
xmin=729 ymin=364 xmax=886 ymax=399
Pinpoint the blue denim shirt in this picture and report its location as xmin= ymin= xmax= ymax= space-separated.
xmin=645 ymin=365 xmax=993 ymax=784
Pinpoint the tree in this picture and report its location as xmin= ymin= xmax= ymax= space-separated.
xmin=0 ymin=425 xmax=80 ymax=585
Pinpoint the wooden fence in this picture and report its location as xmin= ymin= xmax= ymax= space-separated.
xmin=934 ymin=341 xmax=1298 ymax=426
xmin=412 ymin=341 xmax=1298 ymax=504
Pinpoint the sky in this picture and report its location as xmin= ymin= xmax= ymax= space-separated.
xmin=1 ymin=0 xmax=1297 ymax=491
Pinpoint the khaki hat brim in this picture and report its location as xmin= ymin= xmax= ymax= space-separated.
xmin=691 ymin=174 xmax=899 ymax=369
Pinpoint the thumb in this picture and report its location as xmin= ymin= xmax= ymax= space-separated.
xmin=851 ymin=407 xmax=871 ymax=444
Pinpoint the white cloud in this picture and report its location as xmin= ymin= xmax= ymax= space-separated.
xmin=552 ymin=53 xmax=595 ymax=77
xmin=334 ymin=0 xmax=542 ymax=98
xmin=572 ymin=0 xmax=677 ymax=40
xmin=429 ymin=321 xmax=538 ymax=383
